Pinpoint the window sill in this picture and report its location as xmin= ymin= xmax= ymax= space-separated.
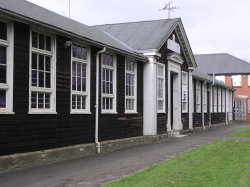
xmin=28 ymin=111 xmax=57 ymax=115
xmin=70 ymin=111 xmax=92 ymax=115
xmin=125 ymin=111 xmax=138 ymax=114
xmin=157 ymin=111 xmax=166 ymax=114
xmin=182 ymin=111 xmax=188 ymax=113
xmin=0 ymin=111 xmax=15 ymax=115
xmin=101 ymin=111 xmax=118 ymax=114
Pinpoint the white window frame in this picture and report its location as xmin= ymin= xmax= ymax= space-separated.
xmin=218 ymin=87 xmax=221 ymax=112
xmin=70 ymin=43 xmax=91 ymax=114
xmin=157 ymin=63 xmax=166 ymax=113
xmin=248 ymin=99 xmax=250 ymax=113
xmin=203 ymin=83 xmax=207 ymax=113
xmin=29 ymin=29 xmax=56 ymax=114
xmin=232 ymin=75 xmax=242 ymax=87
xmin=222 ymin=88 xmax=225 ymax=112
xmin=182 ymin=71 xmax=188 ymax=113
xmin=248 ymin=75 xmax=250 ymax=86
xmin=101 ymin=53 xmax=117 ymax=114
xmin=213 ymin=86 xmax=217 ymax=113
xmin=196 ymin=81 xmax=201 ymax=113
xmin=125 ymin=59 xmax=137 ymax=113
xmin=0 ymin=19 xmax=14 ymax=114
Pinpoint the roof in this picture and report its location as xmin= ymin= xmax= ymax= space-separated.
xmin=195 ymin=53 xmax=250 ymax=75
xmin=95 ymin=19 xmax=197 ymax=68
xmin=95 ymin=19 xmax=180 ymax=50
xmin=193 ymin=69 xmax=232 ymax=90
xmin=0 ymin=0 xmax=147 ymax=61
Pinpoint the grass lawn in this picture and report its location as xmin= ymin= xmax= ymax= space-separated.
xmin=103 ymin=140 xmax=250 ymax=187
xmin=229 ymin=128 xmax=250 ymax=138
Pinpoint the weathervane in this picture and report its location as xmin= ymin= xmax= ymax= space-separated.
xmin=159 ymin=2 xmax=179 ymax=19
xmin=68 ymin=0 xmax=71 ymax=18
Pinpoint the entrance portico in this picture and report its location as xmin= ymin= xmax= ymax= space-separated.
xmin=167 ymin=54 xmax=183 ymax=132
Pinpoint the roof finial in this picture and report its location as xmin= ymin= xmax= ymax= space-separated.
xmin=159 ymin=2 xmax=179 ymax=19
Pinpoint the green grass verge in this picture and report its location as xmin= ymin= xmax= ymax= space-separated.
xmin=103 ymin=140 xmax=250 ymax=187
xmin=229 ymin=128 xmax=250 ymax=138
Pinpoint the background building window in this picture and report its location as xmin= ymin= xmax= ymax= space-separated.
xmin=196 ymin=81 xmax=201 ymax=113
xmin=101 ymin=53 xmax=116 ymax=113
xmin=125 ymin=60 xmax=137 ymax=113
xmin=215 ymin=75 xmax=225 ymax=83
xmin=71 ymin=44 xmax=90 ymax=113
xmin=232 ymin=75 xmax=242 ymax=87
xmin=182 ymin=71 xmax=188 ymax=113
xmin=30 ymin=31 xmax=55 ymax=113
xmin=203 ymin=84 xmax=207 ymax=113
xmin=157 ymin=64 xmax=165 ymax=112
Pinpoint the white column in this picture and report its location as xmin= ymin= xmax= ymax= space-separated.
xmin=167 ymin=68 xmax=171 ymax=131
xmin=143 ymin=54 xmax=159 ymax=135
xmin=188 ymin=68 xmax=194 ymax=129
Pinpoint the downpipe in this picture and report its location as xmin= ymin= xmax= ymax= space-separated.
xmin=95 ymin=47 xmax=106 ymax=154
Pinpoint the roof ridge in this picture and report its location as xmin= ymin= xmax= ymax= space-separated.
xmin=92 ymin=18 xmax=180 ymax=27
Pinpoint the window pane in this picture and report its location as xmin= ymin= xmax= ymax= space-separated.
xmin=45 ymin=56 xmax=50 ymax=72
xmin=82 ymin=78 xmax=86 ymax=91
xmin=39 ymin=55 xmax=44 ymax=71
xmin=158 ymin=101 xmax=163 ymax=110
xmin=0 ymin=21 xmax=7 ymax=40
xmin=45 ymin=36 xmax=51 ymax=51
xmin=39 ymin=72 xmax=44 ymax=87
xmin=38 ymin=93 xmax=44 ymax=108
xmin=39 ymin=33 xmax=45 ymax=50
xmin=45 ymin=72 xmax=51 ymax=88
xmin=32 ymin=70 xmax=37 ymax=86
xmin=77 ymin=63 xmax=81 ymax=76
xmin=72 ymin=95 xmax=76 ymax=109
xmin=0 ymin=65 xmax=6 ymax=84
xmin=0 ymin=90 xmax=6 ymax=108
xmin=72 ymin=77 xmax=76 ymax=90
xmin=45 ymin=94 xmax=50 ymax=109
xmin=32 ymin=32 xmax=38 ymax=48
xmin=31 ymin=92 xmax=37 ymax=108
xmin=77 ymin=96 xmax=81 ymax=109
xmin=76 ymin=46 xmax=81 ymax=59
xmin=81 ymin=96 xmax=86 ymax=109
xmin=32 ymin=53 xmax=37 ymax=69
xmin=72 ymin=62 xmax=76 ymax=76
xmin=82 ymin=64 xmax=86 ymax=77
xmin=0 ymin=46 xmax=6 ymax=65
xmin=77 ymin=77 xmax=81 ymax=91
xmin=81 ymin=47 xmax=87 ymax=60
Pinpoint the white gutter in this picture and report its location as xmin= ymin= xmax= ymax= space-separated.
xmin=95 ymin=47 xmax=106 ymax=154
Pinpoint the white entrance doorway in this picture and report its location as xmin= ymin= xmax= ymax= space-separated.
xmin=167 ymin=54 xmax=183 ymax=132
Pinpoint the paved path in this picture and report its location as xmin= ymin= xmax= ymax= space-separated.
xmin=0 ymin=123 xmax=249 ymax=187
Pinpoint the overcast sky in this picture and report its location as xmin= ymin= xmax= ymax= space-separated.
xmin=27 ymin=0 xmax=250 ymax=61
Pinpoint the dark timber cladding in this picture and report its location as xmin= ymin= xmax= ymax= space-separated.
xmin=0 ymin=20 xmax=144 ymax=156
xmin=192 ymin=79 xmax=226 ymax=128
